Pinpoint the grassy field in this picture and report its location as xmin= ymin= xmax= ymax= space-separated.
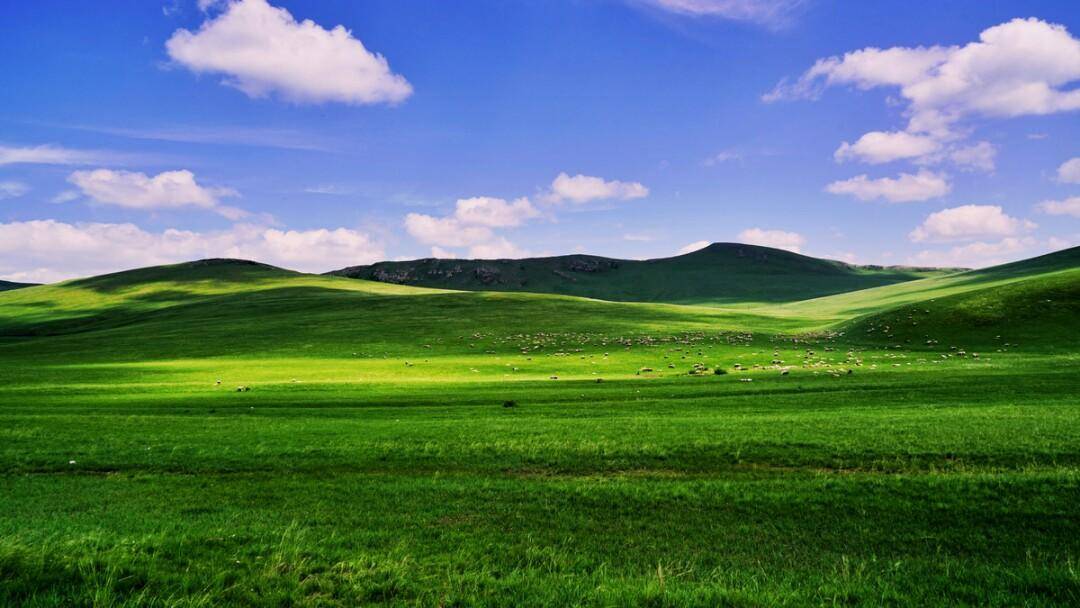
xmin=1 ymin=250 xmax=1078 ymax=606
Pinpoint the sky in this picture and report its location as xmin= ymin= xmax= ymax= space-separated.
xmin=1 ymin=0 xmax=1079 ymax=282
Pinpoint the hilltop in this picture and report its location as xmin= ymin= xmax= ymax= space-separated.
xmin=328 ymin=242 xmax=960 ymax=305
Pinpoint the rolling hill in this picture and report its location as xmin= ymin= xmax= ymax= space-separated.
xmin=0 ymin=279 xmax=35 ymax=292
xmin=0 ymin=247 xmax=1073 ymax=364
xmin=328 ymin=242 xmax=960 ymax=305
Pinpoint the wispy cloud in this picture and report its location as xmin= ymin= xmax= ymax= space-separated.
xmin=0 ymin=144 xmax=120 ymax=166
xmin=634 ymin=0 xmax=808 ymax=28
xmin=61 ymin=124 xmax=336 ymax=152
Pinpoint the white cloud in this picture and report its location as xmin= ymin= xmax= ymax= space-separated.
xmin=1047 ymin=235 xmax=1079 ymax=250
xmin=404 ymin=196 xmax=540 ymax=257
xmin=737 ymin=227 xmax=805 ymax=253
xmin=908 ymin=237 xmax=1036 ymax=269
xmin=0 ymin=144 xmax=111 ymax=166
xmin=468 ymin=237 xmax=528 ymax=259
xmin=948 ymin=141 xmax=996 ymax=172
xmin=637 ymin=0 xmax=805 ymax=27
xmin=0 ymin=220 xmax=383 ymax=282
xmin=0 ymin=181 xmax=29 ymax=200
xmin=677 ymin=240 xmax=711 ymax=254
xmin=1037 ymin=196 xmax=1080 ymax=218
xmin=403 ymin=213 xmax=493 ymax=248
xmin=453 ymin=196 xmax=539 ymax=228
xmin=430 ymin=246 xmax=457 ymax=259
xmin=50 ymin=190 xmax=80 ymax=204
xmin=835 ymin=131 xmax=940 ymax=164
xmin=67 ymin=169 xmax=243 ymax=218
xmin=304 ymin=184 xmax=351 ymax=195
xmin=826 ymin=169 xmax=950 ymax=203
xmin=544 ymin=173 xmax=649 ymax=204
xmin=909 ymin=204 xmax=1035 ymax=243
xmin=165 ymin=0 xmax=412 ymax=105
xmin=766 ymin=18 xmax=1080 ymax=135
xmin=1057 ymin=158 xmax=1080 ymax=184
xmin=702 ymin=150 xmax=742 ymax=166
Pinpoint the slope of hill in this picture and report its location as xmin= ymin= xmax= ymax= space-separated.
xmin=0 ymin=258 xmax=791 ymax=362
xmin=328 ymin=243 xmax=958 ymax=305
xmin=771 ymin=246 xmax=1080 ymax=326
xmin=0 ymin=280 xmax=36 ymax=292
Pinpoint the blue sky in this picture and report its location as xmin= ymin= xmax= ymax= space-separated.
xmin=1 ymin=0 xmax=1078 ymax=281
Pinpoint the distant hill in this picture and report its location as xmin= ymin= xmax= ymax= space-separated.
xmin=0 ymin=248 xmax=1073 ymax=359
xmin=328 ymin=243 xmax=961 ymax=305
xmin=0 ymin=280 xmax=36 ymax=292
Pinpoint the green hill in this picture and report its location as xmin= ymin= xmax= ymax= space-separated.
xmin=0 ymin=279 xmax=35 ymax=292
xmin=328 ymin=242 xmax=958 ymax=305
xmin=845 ymin=261 xmax=1080 ymax=349
xmin=0 ymin=248 xmax=1072 ymax=365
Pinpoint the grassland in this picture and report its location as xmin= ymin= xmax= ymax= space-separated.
xmin=1 ymin=250 xmax=1078 ymax=606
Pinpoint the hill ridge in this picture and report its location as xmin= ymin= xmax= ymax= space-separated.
xmin=327 ymin=242 xmax=963 ymax=305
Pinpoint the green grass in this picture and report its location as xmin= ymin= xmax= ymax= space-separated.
xmin=330 ymin=242 xmax=956 ymax=306
xmin=1 ymin=249 xmax=1078 ymax=606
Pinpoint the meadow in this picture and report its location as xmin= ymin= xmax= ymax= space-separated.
xmin=1 ymin=250 xmax=1078 ymax=606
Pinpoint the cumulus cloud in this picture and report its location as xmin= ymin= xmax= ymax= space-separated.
xmin=637 ymin=0 xmax=805 ymax=27
xmin=1057 ymin=158 xmax=1080 ymax=184
xmin=403 ymin=196 xmax=540 ymax=257
xmin=403 ymin=213 xmax=493 ymax=248
xmin=405 ymin=173 xmax=646 ymax=258
xmin=0 ymin=144 xmax=112 ymax=166
xmin=67 ymin=169 xmax=244 ymax=218
xmin=677 ymin=240 xmax=711 ymax=255
xmin=453 ymin=196 xmax=539 ymax=228
xmin=769 ymin=18 xmax=1080 ymax=176
xmin=948 ymin=141 xmax=997 ymax=172
xmin=1037 ymin=196 xmax=1080 ymax=218
xmin=826 ymin=169 xmax=950 ymax=203
xmin=908 ymin=237 xmax=1037 ymax=269
xmin=766 ymin=18 xmax=1080 ymax=133
xmin=468 ymin=237 xmax=528 ymax=260
xmin=0 ymin=220 xmax=383 ymax=282
xmin=1047 ymin=235 xmax=1079 ymax=251
xmin=909 ymin=204 xmax=1035 ymax=243
xmin=0 ymin=181 xmax=29 ymax=200
xmin=165 ymin=0 xmax=412 ymax=105
xmin=835 ymin=131 xmax=940 ymax=164
xmin=543 ymin=173 xmax=649 ymax=204
xmin=737 ymin=227 xmax=805 ymax=253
